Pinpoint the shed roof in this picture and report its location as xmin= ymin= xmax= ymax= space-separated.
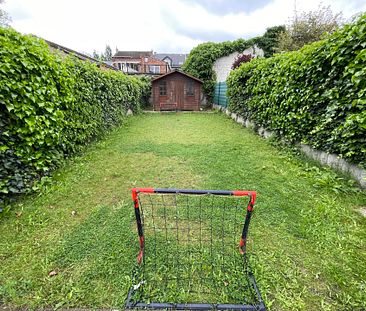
xmin=152 ymin=69 xmax=203 ymax=83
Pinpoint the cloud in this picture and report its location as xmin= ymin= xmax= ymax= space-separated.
xmin=159 ymin=0 xmax=292 ymax=42
xmin=184 ymin=0 xmax=274 ymax=15
xmin=2 ymin=0 xmax=366 ymax=54
xmin=160 ymin=4 xmax=238 ymax=42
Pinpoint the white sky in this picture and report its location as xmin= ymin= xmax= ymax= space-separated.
xmin=2 ymin=0 xmax=366 ymax=54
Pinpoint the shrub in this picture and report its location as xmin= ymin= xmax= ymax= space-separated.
xmin=231 ymin=54 xmax=253 ymax=70
xmin=227 ymin=14 xmax=366 ymax=168
xmin=0 ymin=28 xmax=150 ymax=205
xmin=138 ymin=75 xmax=153 ymax=109
xmin=256 ymin=25 xmax=286 ymax=57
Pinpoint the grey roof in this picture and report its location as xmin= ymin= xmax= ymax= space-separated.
xmin=44 ymin=38 xmax=117 ymax=71
xmin=113 ymin=51 xmax=153 ymax=58
xmin=154 ymin=53 xmax=188 ymax=67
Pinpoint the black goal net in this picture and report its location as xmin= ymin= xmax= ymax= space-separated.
xmin=125 ymin=188 xmax=265 ymax=311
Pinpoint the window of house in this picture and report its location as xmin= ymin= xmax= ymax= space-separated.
xmin=149 ymin=65 xmax=160 ymax=74
xmin=159 ymin=81 xmax=167 ymax=96
xmin=186 ymin=81 xmax=194 ymax=96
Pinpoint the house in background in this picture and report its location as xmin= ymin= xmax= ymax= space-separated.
xmin=154 ymin=53 xmax=188 ymax=70
xmin=112 ymin=50 xmax=169 ymax=75
xmin=152 ymin=70 xmax=203 ymax=111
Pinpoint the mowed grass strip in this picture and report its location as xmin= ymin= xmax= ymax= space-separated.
xmin=0 ymin=113 xmax=365 ymax=310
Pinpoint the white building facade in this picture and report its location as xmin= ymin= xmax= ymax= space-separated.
xmin=213 ymin=45 xmax=264 ymax=82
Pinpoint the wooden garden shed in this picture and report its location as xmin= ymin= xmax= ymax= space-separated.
xmin=152 ymin=70 xmax=203 ymax=111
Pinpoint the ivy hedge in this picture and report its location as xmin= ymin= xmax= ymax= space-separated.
xmin=227 ymin=14 xmax=366 ymax=168
xmin=0 ymin=28 xmax=150 ymax=205
xmin=182 ymin=38 xmax=262 ymax=101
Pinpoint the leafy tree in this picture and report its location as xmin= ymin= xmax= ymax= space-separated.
xmin=91 ymin=45 xmax=112 ymax=61
xmin=258 ymin=25 xmax=286 ymax=57
xmin=0 ymin=0 xmax=11 ymax=27
xmin=92 ymin=50 xmax=101 ymax=60
xmin=276 ymin=5 xmax=343 ymax=52
xmin=231 ymin=54 xmax=253 ymax=69
xmin=104 ymin=45 xmax=112 ymax=61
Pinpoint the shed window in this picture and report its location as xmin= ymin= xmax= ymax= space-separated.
xmin=186 ymin=81 xmax=194 ymax=96
xmin=159 ymin=81 xmax=167 ymax=96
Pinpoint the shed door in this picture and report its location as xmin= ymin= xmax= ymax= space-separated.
xmin=173 ymin=79 xmax=184 ymax=109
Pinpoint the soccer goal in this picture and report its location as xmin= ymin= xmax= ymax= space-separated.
xmin=125 ymin=188 xmax=266 ymax=311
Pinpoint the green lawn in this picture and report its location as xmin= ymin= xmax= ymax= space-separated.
xmin=1 ymin=113 xmax=365 ymax=310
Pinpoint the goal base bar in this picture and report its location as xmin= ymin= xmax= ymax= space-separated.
xmin=125 ymin=302 xmax=265 ymax=310
xmin=125 ymin=272 xmax=266 ymax=311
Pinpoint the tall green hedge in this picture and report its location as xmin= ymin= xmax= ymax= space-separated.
xmin=227 ymin=14 xmax=366 ymax=168
xmin=182 ymin=38 xmax=261 ymax=101
xmin=0 ymin=28 xmax=150 ymax=205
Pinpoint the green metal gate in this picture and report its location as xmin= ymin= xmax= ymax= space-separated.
xmin=213 ymin=82 xmax=229 ymax=107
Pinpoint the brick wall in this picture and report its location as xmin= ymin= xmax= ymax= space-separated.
xmin=141 ymin=57 xmax=168 ymax=74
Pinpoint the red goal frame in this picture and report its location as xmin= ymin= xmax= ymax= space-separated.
xmin=126 ymin=187 xmax=266 ymax=311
